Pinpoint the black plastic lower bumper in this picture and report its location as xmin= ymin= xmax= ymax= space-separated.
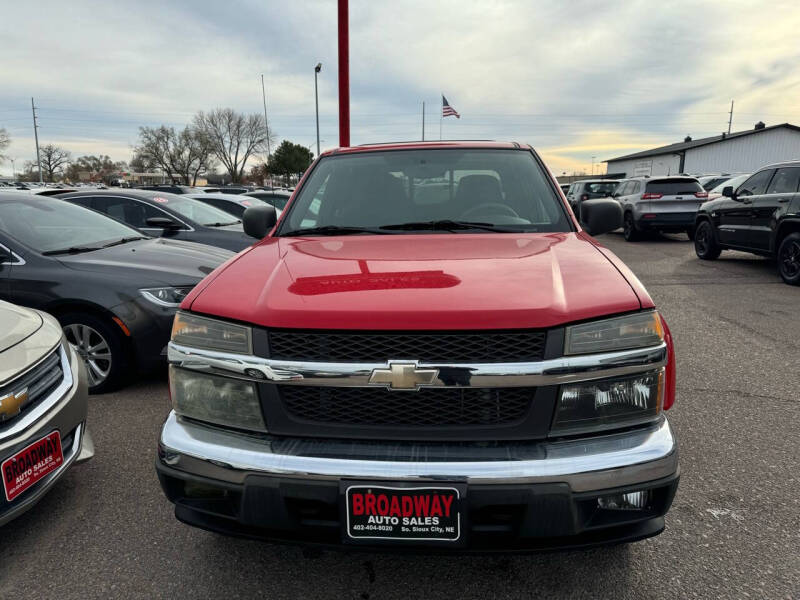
xmin=156 ymin=460 xmax=679 ymax=553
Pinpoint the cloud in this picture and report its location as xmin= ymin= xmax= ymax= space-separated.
xmin=2 ymin=0 xmax=800 ymax=176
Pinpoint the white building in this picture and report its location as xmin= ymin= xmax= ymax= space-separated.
xmin=604 ymin=123 xmax=800 ymax=178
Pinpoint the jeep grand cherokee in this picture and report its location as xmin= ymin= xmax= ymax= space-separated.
xmin=156 ymin=141 xmax=679 ymax=551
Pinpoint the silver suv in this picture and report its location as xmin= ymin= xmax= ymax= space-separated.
xmin=1 ymin=300 xmax=92 ymax=526
xmin=614 ymin=176 xmax=707 ymax=241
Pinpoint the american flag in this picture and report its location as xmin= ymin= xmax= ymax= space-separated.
xmin=442 ymin=95 xmax=460 ymax=119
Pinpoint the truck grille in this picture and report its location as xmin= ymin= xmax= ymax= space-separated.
xmin=279 ymin=386 xmax=534 ymax=427
xmin=0 ymin=348 xmax=64 ymax=426
xmin=268 ymin=330 xmax=547 ymax=363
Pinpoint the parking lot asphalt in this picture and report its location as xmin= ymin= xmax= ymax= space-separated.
xmin=1 ymin=232 xmax=798 ymax=600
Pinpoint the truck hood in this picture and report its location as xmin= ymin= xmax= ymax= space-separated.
xmin=0 ymin=300 xmax=43 ymax=353
xmin=188 ymin=233 xmax=643 ymax=330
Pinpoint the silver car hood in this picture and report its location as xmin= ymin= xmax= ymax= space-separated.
xmin=0 ymin=300 xmax=43 ymax=353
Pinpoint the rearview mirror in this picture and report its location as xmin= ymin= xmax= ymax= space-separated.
xmin=145 ymin=216 xmax=182 ymax=230
xmin=722 ymin=186 xmax=734 ymax=199
xmin=243 ymin=204 xmax=277 ymax=239
xmin=580 ymin=198 xmax=623 ymax=236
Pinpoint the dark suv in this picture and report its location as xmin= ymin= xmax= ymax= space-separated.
xmin=694 ymin=161 xmax=800 ymax=285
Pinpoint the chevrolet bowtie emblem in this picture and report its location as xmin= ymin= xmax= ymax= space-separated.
xmin=0 ymin=387 xmax=28 ymax=421
xmin=368 ymin=363 xmax=439 ymax=390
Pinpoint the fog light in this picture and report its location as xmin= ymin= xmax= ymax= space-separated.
xmin=598 ymin=490 xmax=651 ymax=510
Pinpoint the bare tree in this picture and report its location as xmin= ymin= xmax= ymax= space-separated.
xmin=39 ymin=144 xmax=72 ymax=181
xmin=193 ymin=109 xmax=274 ymax=183
xmin=0 ymin=128 xmax=11 ymax=163
xmin=135 ymin=125 xmax=215 ymax=185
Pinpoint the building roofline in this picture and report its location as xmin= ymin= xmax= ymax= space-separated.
xmin=603 ymin=123 xmax=800 ymax=163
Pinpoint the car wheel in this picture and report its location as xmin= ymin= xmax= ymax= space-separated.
xmin=686 ymin=226 xmax=696 ymax=241
xmin=694 ymin=221 xmax=721 ymax=260
xmin=623 ymin=213 xmax=640 ymax=242
xmin=60 ymin=312 xmax=129 ymax=394
xmin=777 ymin=232 xmax=800 ymax=285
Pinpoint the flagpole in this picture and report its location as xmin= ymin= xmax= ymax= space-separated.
xmin=439 ymin=94 xmax=443 ymax=140
xmin=422 ymin=101 xmax=425 ymax=141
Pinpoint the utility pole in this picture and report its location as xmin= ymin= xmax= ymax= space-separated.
xmin=31 ymin=97 xmax=43 ymax=184
xmin=421 ymin=101 xmax=425 ymax=141
xmin=337 ymin=0 xmax=350 ymax=147
xmin=261 ymin=75 xmax=271 ymax=185
xmin=314 ymin=63 xmax=322 ymax=157
xmin=727 ymin=99 xmax=734 ymax=134
xmin=591 ymin=156 xmax=596 ymax=175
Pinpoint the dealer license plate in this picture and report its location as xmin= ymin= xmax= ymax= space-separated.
xmin=344 ymin=484 xmax=463 ymax=543
xmin=2 ymin=431 xmax=63 ymax=502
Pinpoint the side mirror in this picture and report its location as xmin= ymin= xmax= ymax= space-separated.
xmin=721 ymin=186 xmax=734 ymax=199
xmin=580 ymin=198 xmax=623 ymax=236
xmin=243 ymin=204 xmax=277 ymax=239
xmin=145 ymin=216 xmax=182 ymax=230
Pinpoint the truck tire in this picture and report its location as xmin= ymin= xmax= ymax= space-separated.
xmin=694 ymin=221 xmax=721 ymax=260
xmin=60 ymin=312 xmax=130 ymax=394
xmin=777 ymin=232 xmax=800 ymax=285
xmin=623 ymin=213 xmax=640 ymax=242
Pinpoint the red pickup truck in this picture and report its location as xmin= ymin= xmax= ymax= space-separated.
xmin=157 ymin=141 xmax=679 ymax=551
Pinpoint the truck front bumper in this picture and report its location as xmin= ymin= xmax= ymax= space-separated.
xmin=156 ymin=412 xmax=679 ymax=551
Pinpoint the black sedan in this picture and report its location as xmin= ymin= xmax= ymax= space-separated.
xmin=57 ymin=190 xmax=256 ymax=252
xmin=0 ymin=193 xmax=233 ymax=393
xmin=187 ymin=192 xmax=281 ymax=219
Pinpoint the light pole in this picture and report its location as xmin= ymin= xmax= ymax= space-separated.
xmin=591 ymin=156 xmax=596 ymax=176
xmin=314 ymin=63 xmax=322 ymax=158
xmin=10 ymin=158 xmax=15 ymax=180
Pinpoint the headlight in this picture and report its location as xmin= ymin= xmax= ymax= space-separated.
xmin=140 ymin=286 xmax=194 ymax=308
xmin=552 ymin=369 xmax=664 ymax=435
xmin=564 ymin=311 xmax=664 ymax=355
xmin=171 ymin=311 xmax=252 ymax=354
xmin=169 ymin=366 xmax=266 ymax=432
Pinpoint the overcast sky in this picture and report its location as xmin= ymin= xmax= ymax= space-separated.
xmin=2 ymin=0 xmax=800 ymax=176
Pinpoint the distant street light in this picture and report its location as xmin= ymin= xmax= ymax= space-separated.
xmin=10 ymin=158 xmax=15 ymax=179
xmin=591 ymin=156 xmax=596 ymax=176
xmin=314 ymin=63 xmax=322 ymax=158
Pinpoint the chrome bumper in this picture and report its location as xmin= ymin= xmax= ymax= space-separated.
xmin=159 ymin=412 xmax=678 ymax=493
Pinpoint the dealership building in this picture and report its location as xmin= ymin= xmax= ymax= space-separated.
xmin=604 ymin=122 xmax=800 ymax=178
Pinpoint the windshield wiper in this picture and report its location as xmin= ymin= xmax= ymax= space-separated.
xmin=101 ymin=236 xmax=148 ymax=248
xmin=281 ymin=225 xmax=388 ymax=237
xmin=42 ymin=246 xmax=104 ymax=256
xmin=204 ymin=221 xmax=241 ymax=227
xmin=379 ymin=220 xmax=507 ymax=232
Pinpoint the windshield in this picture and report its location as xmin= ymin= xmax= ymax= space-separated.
xmin=150 ymin=194 xmax=240 ymax=226
xmin=0 ymin=198 xmax=144 ymax=253
xmin=584 ymin=182 xmax=618 ymax=195
xmin=279 ymin=149 xmax=570 ymax=234
xmin=710 ymin=174 xmax=749 ymax=194
xmin=645 ymin=179 xmax=703 ymax=195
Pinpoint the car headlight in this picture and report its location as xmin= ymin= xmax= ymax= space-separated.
xmin=169 ymin=366 xmax=266 ymax=432
xmin=171 ymin=311 xmax=252 ymax=354
xmin=552 ymin=369 xmax=664 ymax=435
xmin=139 ymin=286 xmax=194 ymax=308
xmin=564 ymin=311 xmax=664 ymax=355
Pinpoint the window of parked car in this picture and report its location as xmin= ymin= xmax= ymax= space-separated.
xmin=0 ymin=198 xmax=143 ymax=253
xmin=281 ymin=149 xmax=571 ymax=233
xmin=616 ymin=182 xmax=631 ymax=196
xmin=89 ymin=196 xmax=173 ymax=229
xmin=736 ymin=170 xmax=775 ymax=197
xmin=765 ymin=167 xmax=800 ymax=195
xmin=645 ymin=179 xmax=703 ymax=195
xmin=584 ymin=182 xmax=618 ymax=195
